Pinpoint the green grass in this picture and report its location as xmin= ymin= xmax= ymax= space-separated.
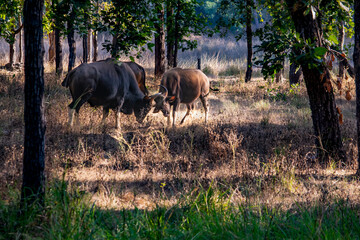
xmin=1 ymin=180 xmax=360 ymax=239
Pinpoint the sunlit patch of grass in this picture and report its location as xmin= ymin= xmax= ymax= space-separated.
xmin=252 ymin=99 xmax=271 ymax=111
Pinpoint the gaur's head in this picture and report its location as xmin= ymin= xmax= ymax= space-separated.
xmin=152 ymin=85 xmax=176 ymax=117
xmin=134 ymin=96 xmax=155 ymax=123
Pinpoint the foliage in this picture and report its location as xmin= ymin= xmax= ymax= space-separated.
xmin=255 ymin=0 xmax=354 ymax=79
xmin=216 ymin=0 xmax=257 ymax=40
xmin=166 ymin=0 xmax=213 ymax=53
xmin=0 ymin=0 xmax=22 ymax=44
xmin=100 ymin=0 xmax=155 ymax=59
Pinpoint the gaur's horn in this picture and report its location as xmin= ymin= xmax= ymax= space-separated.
xmin=159 ymin=85 xmax=168 ymax=97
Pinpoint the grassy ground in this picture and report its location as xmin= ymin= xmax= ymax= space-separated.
xmin=0 ymin=36 xmax=360 ymax=238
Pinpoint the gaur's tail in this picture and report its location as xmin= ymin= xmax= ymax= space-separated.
xmin=203 ymin=86 xmax=220 ymax=97
xmin=210 ymin=86 xmax=219 ymax=92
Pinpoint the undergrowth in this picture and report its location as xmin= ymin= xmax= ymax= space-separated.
xmin=1 ymin=180 xmax=360 ymax=239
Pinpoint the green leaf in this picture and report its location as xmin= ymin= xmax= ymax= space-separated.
xmin=327 ymin=34 xmax=339 ymax=45
xmin=314 ymin=47 xmax=327 ymax=58
xmin=129 ymin=56 xmax=135 ymax=62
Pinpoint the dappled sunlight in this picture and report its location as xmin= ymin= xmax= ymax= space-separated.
xmin=0 ymin=49 xmax=358 ymax=212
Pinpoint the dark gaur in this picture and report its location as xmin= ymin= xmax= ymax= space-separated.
xmin=61 ymin=58 xmax=161 ymax=129
xmin=123 ymin=61 xmax=148 ymax=95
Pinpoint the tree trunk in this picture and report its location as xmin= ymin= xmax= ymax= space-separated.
xmin=354 ymin=0 xmax=360 ymax=174
xmin=9 ymin=42 xmax=15 ymax=66
xmin=173 ymin=0 xmax=181 ymax=68
xmin=87 ymin=29 xmax=91 ymax=62
xmin=155 ymin=2 xmax=166 ymax=80
xmin=245 ymin=0 xmax=253 ymax=83
xmin=92 ymin=31 xmax=97 ymax=62
xmin=83 ymin=34 xmax=88 ymax=63
xmin=338 ymin=21 xmax=346 ymax=79
xmin=55 ymin=27 xmax=63 ymax=74
xmin=67 ymin=8 xmax=76 ymax=72
xmin=166 ymin=1 xmax=174 ymax=69
xmin=289 ymin=62 xmax=303 ymax=85
xmin=18 ymin=22 xmax=22 ymax=63
xmin=22 ymin=0 xmax=46 ymax=206
xmin=275 ymin=69 xmax=284 ymax=83
xmin=111 ymin=34 xmax=118 ymax=58
xmin=48 ymin=31 xmax=55 ymax=64
xmin=286 ymin=0 xmax=346 ymax=162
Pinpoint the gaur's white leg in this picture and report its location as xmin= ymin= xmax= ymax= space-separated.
xmin=68 ymin=108 xmax=75 ymax=126
xmin=172 ymin=110 xmax=177 ymax=127
xmin=115 ymin=111 xmax=121 ymax=130
xmin=74 ymin=112 xmax=80 ymax=126
xmin=167 ymin=115 xmax=171 ymax=127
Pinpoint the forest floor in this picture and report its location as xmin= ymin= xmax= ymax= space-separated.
xmin=0 ymin=67 xmax=359 ymax=212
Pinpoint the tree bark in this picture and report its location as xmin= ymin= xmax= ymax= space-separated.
xmin=173 ymin=0 xmax=181 ymax=68
xmin=22 ymin=0 xmax=46 ymax=206
xmin=82 ymin=13 xmax=89 ymax=63
xmin=87 ymin=29 xmax=91 ymax=62
xmin=83 ymin=34 xmax=88 ymax=63
xmin=166 ymin=0 xmax=174 ymax=68
xmin=289 ymin=62 xmax=303 ymax=85
xmin=354 ymin=0 xmax=360 ymax=174
xmin=18 ymin=19 xmax=22 ymax=63
xmin=338 ymin=21 xmax=346 ymax=79
xmin=48 ymin=31 xmax=55 ymax=64
xmin=9 ymin=43 xmax=15 ymax=65
xmin=67 ymin=8 xmax=76 ymax=72
xmin=245 ymin=0 xmax=253 ymax=83
xmin=92 ymin=31 xmax=97 ymax=62
xmin=55 ymin=27 xmax=63 ymax=74
xmin=155 ymin=2 xmax=166 ymax=80
xmin=286 ymin=0 xmax=346 ymax=162
xmin=275 ymin=69 xmax=284 ymax=83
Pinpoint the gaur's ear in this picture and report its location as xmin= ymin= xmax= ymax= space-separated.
xmin=144 ymin=96 xmax=153 ymax=102
xmin=144 ymin=96 xmax=156 ymax=106
xmin=167 ymin=96 xmax=176 ymax=103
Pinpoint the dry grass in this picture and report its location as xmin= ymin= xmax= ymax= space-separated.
xmin=0 ymin=63 xmax=359 ymax=211
xmin=0 ymin=35 xmax=359 ymax=212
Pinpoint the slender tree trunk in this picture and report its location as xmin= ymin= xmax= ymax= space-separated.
xmin=82 ymin=13 xmax=89 ymax=63
xmin=166 ymin=0 xmax=174 ymax=68
xmin=92 ymin=31 xmax=97 ymax=62
xmin=155 ymin=2 xmax=166 ymax=80
xmin=83 ymin=34 xmax=88 ymax=63
xmin=18 ymin=20 xmax=22 ymax=63
xmin=67 ymin=8 xmax=76 ymax=72
xmin=354 ymin=0 xmax=360 ymax=175
xmin=22 ymin=0 xmax=46 ymax=206
xmin=275 ymin=69 xmax=284 ymax=83
xmin=289 ymin=62 xmax=303 ymax=85
xmin=245 ymin=0 xmax=253 ymax=83
xmin=87 ymin=29 xmax=91 ymax=62
xmin=173 ymin=0 xmax=181 ymax=68
xmin=111 ymin=34 xmax=118 ymax=58
xmin=9 ymin=42 xmax=15 ymax=65
xmin=55 ymin=27 xmax=63 ymax=74
xmin=48 ymin=31 xmax=55 ymax=64
xmin=286 ymin=0 xmax=346 ymax=162
xmin=338 ymin=21 xmax=346 ymax=79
